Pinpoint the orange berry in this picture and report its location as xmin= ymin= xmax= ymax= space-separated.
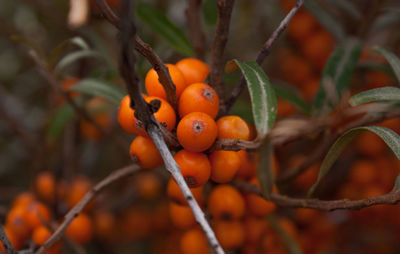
xmin=243 ymin=216 xmax=270 ymax=244
xmin=5 ymin=207 xmax=30 ymax=238
xmin=93 ymin=210 xmax=116 ymax=239
xmin=277 ymin=99 xmax=297 ymax=117
xmin=301 ymin=30 xmax=334 ymax=69
xmin=356 ymin=131 xmax=386 ymax=156
xmin=174 ymin=150 xmax=211 ymax=187
xmin=287 ymin=12 xmax=318 ymax=41
xmin=35 ymin=172 xmax=55 ymax=203
xmin=208 ymin=185 xmax=245 ymax=220
xmin=25 ymin=202 xmax=51 ymax=229
xmin=134 ymin=172 xmax=162 ymax=199
xmin=214 ymin=220 xmax=245 ymax=250
xmin=279 ymin=52 xmax=313 ymax=85
xmin=180 ymin=229 xmax=210 ymax=254
xmin=66 ymin=176 xmax=92 ymax=209
xmin=32 ymin=225 xmax=51 ymax=245
xmin=118 ymin=95 xmax=176 ymax=136
xmin=216 ymin=116 xmax=250 ymax=140
xmin=12 ymin=192 xmax=35 ymax=209
xmin=80 ymin=113 xmax=111 ymax=141
xmin=0 ymin=226 xmax=23 ymax=251
xmin=169 ymin=203 xmax=196 ymax=229
xmin=177 ymin=112 xmax=217 ymax=152
xmin=349 ymin=160 xmax=377 ymax=185
xmin=66 ymin=214 xmax=93 ymax=244
xmin=118 ymin=206 xmax=152 ymax=240
xmin=236 ymin=150 xmax=256 ymax=180
xmin=167 ymin=178 xmax=204 ymax=205
xmin=176 ymin=58 xmax=210 ymax=85
xmin=209 ymin=150 xmax=241 ymax=183
xmin=246 ymin=179 xmax=276 ymax=217
xmin=145 ymin=64 xmax=187 ymax=99
xmin=130 ymin=136 xmax=163 ymax=169
xmin=179 ymin=83 xmax=219 ymax=119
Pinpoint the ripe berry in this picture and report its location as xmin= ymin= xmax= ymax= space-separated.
xmin=25 ymin=202 xmax=51 ymax=229
xmin=66 ymin=176 xmax=92 ymax=209
xmin=32 ymin=225 xmax=51 ymax=245
xmin=179 ymin=83 xmax=219 ymax=119
xmin=129 ymin=136 xmax=163 ymax=169
xmin=118 ymin=95 xmax=176 ymax=136
xmin=174 ymin=150 xmax=211 ymax=188
xmin=0 ymin=226 xmax=23 ymax=251
xmin=145 ymin=64 xmax=187 ymax=99
xmin=12 ymin=192 xmax=35 ymax=209
xmin=177 ymin=112 xmax=217 ymax=152
xmin=216 ymin=116 xmax=250 ymax=140
xmin=35 ymin=172 xmax=55 ymax=203
xmin=246 ymin=179 xmax=276 ymax=217
xmin=213 ymin=220 xmax=245 ymax=250
xmin=176 ymin=58 xmax=210 ymax=85
xmin=208 ymin=185 xmax=245 ymax=220
xmin=180 ymin=229 xmax=210 ymax=254
xmin=66 ymin=213 xmax=93 ymax=244
xmin=209 ymin=150 xmax=241 ymax=183
xmin=167 ymin=178 xmax=204 ymax=206
xmin=5 ymin=207 xmax=30 ymax=238
xmin=169 ymin=202 xmax=196 ymax=229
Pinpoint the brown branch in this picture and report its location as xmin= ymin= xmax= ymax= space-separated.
xmin=93 ymin=0 xmax=178 ymax=110
xmin=35 ymin=164 xmax=140 ymax=254
xmin=186 ymin=0 xmax=206 ymax=59
xmin=223 ymin=0 xmax=304 ymax=114
xmin=0 ymin=224 xmax=17 ymax=254
xmin=209 ymin=0 xmax=235 ymax=98
xmin=234 ymin=181 xmax=400 ymax=211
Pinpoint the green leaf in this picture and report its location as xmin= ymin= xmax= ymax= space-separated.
xmin=304 ymin=0 xmax=345 ymax=41
xmin=272 ymin=83 xmax=311 ymax=115
xmin=55 ymin=50 xmax=104 ymax=73
xmin=267 ymin=214 xmax=303 ymax=254
xmin=136 ymin=3 xmax=194 ymax=56
xmin=47 ymin=104 xmax=75 ymax=141
xmin=349 ymin=87 xmax=400 ymax=106
xmin=313 ymin=38 xmax=362 ymax=116
xmin=308 ymin=126 xmax=400 ymax=196
xmin=257 ymin=139 xmax=274 ymax=199
xmin=373 ymin=46 xmax=400 ymax=83
xmin=234 ymin=60 xmax=277 ymax=137
xmin=357 ymin=61 xmax=395 ymax=76
xmin=203 ymin=0 xmax=218 ymax=26
xmin=371 ymin=10 xmax=400 ymax=31
xmin=70 ymin=78 xmax=125 ymax=105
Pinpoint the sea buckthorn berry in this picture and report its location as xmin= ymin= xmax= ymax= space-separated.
xmin=5 ymin=207 xmax=30 ymax=238
xmin=0 ymin=226 xmax=23 ymax=251
xmin=169 ymin=202 xmax=196 ymax=229
xmin=66 ymin=176 xmax=92 ymax=209
xmin=180 ymin=229 xmax=210 ymax=254
xmin=130 ymin=136 xmax=163 ymax=169
xmin=246 ymin=179 xmax=276 ymax=217
xmin=32 ymin=225 xmax=51 ymax=245
xmin=177 ymin=112 xmax=217 ymax=152
xmin=216 ymin=116 xmax=250 ymax=140
xmin=145 ymin=64 xmax=187 ymax=99
xmin=12 ymin=192 xmax=35 ymax=209
xmin=35 ymin=172 xmax=55 ymax=202
xmin=208 ymin=185 xmax=245 ymax=220
xmin=209 ymin=150 xmax=241 ymax=183
xmin=80 ymin=113 xmax=111 ymax=141
xmin=213 ymin=220 xmax=245 ymax=250
xmin=236 ymin=150 xmax=256 ymax=180
xmin=179 ymin=83 xmax=219 ymax=119
xmin=93 ymin=210 xmax=116 ymax=239
xmin=176 ymin=58 xmax=210 ymax=85
xmin=244 ymin=216 xmax=270 ymax=244
xmin=66 ymin=214 xmax=93 ymax=244
xmin=287 ymin=12 xmax=318 ymax=41
xmin=167 ymin=178 xmax=204 ymax=205
xmin=174 ymin=150 xmax=211 ymax=188
xmin=301 ymin=30 xmax=334 ymax=69
xmin=25 ymin=202 xmax=51 ymax=229
xmin=118 ymin=95 xmax=176 ymax=136
xmin=134 ymin=172 xmax=162 ymax=199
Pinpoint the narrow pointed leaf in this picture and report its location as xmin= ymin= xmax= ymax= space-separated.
xmin=203 ymin=0 xmax=218 ymax=26
xmin=308 ymin=126 xmax=400 ymax=196
xmin=349 ymin=87 xmax=400 ymax=106
xmin=234 ymin=60 xmax=277 ymax=137
xmin=272 ymin=83 xmax=311 ymax=115
xmin=136 ymin=3 xmax=194 ymax=56
xmin=313 ymin=38 xmax=362 ymax=115
xmin=70 ymin=79 xmax=125 ymax=105
xmin=257 ymin=139 xmax=274 ymax=199
xmin=55 ymin=50 xmax=104 ymax=73
xmin=373 ymin=46 xmax=400 ymax=83
xmin=304 ymin=0 xmax=345 ymax=41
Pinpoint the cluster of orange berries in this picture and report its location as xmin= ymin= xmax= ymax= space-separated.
xmin=117 ymin=57 xmax=282 ymax=253
xmin=0 ymin=173 xmax=95 ymax=253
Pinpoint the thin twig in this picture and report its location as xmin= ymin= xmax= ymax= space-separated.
xmin=35 ymin=164 xmax=140 ymax=254
xmin=209 ymin=0 xmax=235 ymax=98
xmin=186 ymin=0 xmax=206 ymax=59
xmin=223 ymin=0 xmax=304 ymax=114
xmin=93 ymin=0 xmax=178 ymax=110
xmin=234 ymin=181 xmax=400 ymax=211
xmin=0 ymin=224 xmax=17 ymax=254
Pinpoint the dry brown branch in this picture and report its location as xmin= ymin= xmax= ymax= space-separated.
xmin=186 ymin=0 xmax=206 ymax=59
xmin=35 ymin=164 xmax=140 ymax=254
xmin=210 ymin=0 xmax=235 ymax=98
xmin=0 ymin=224 xmax=18 ymax=254
xmin=223 ymin=0 xmax=304 ymax=114
xmin=234 ymin=180 xmax=400 ymax=211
